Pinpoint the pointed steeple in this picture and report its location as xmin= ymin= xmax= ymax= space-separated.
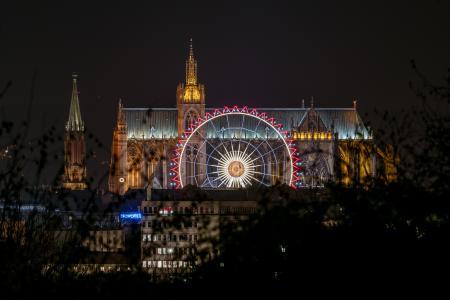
xmin=176 ymin=39 xmax=205 ymax=136
xmin=109 ymin=98 xmax=128 ymax=195
xmin=185 ymin=38 xmax=197 ymax=85
xmin=63 ymin=73 xmax=87 ymax=190
xmin=116 ymin=98 xmax=127 ymax=131
xmin=66 ymin=73 xmax=84 ymax=132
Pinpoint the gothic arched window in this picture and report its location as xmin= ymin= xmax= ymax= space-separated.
xmin=184 ymin=110 xmax=198 ymax=131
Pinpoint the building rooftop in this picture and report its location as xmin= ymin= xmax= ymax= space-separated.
xmin=123 ymin=107 xmax=371 ymax=140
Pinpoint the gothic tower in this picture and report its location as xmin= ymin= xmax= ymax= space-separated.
xmin=177 ymin=38 xmax=206 ymax=136
xmin=108 ymin=99 xmax=128 ymax=195
xmin=63 ymin=73 xmax=88 ymax=190
xmin=176 ymin=39 xmax=207 ymax=186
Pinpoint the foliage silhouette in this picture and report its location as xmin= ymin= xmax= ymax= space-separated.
xmin=0 ymin=63 xmax=449 ymax=296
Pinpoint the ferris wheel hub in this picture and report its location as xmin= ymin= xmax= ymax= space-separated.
xmin=228 ymin=160 xmax=245 ymax=177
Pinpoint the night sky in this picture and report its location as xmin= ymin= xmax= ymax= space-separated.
xmin=1 ymin=0 xmax=449 ymax=183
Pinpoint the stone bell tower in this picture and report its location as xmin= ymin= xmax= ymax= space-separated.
xmin=176 ymin=39 xmax=206 ymax=186
xmin=176 ymin=38 xmax=206 ymax=136
xmin=63 ymin=73 xmax=88 ymax=190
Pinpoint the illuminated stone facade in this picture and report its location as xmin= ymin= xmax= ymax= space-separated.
xmin=63 ymin=74 xmax=87 ymax=190
xmin=107 ymin=41 xmax=379 ymax=195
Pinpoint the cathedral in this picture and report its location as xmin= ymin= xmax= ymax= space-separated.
xmin=64 ymin=40 xmax=389 ymax=194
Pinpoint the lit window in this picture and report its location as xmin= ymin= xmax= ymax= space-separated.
xmin=159 ymin=207 xmax=173 ymax=216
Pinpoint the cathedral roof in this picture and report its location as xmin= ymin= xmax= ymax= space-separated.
xmin=123 ymin=108 xmax=178 ymax=139
xmin=261 ymin=108 xmax=371 ymax=139
xmin=123 ymin=107 xmax=371 ymax=140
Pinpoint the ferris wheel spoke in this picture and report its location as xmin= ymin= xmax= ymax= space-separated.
xmin=225 ymin=114 xmax=230 ymax=135
xmin=241 ymin=139 xmax=252 ymax=157
xmin=208 ymin=176 xmax=223 ymax=185
xmin=246 ymin=173 xmax=260 ymax=182
xmin=195 ymin=145 xmax=226 ymax=164
xmin=187 ymin=160 xmax=221 ymax=168
xmin=206 ymin=170 xmax=222 ymax=175
xmin=248 ymin=143 xmax=287 ymax=163
xmin=250 ymin=170 xmax=270 ymax=176
xmin=221 ymin=141 xmax=231 ymax=158
xmin=253 ymin=117 xmax=262 ymax=136
xmin=184 ymin=152 xmax=222 ymax=164
xmin=251 ymin=162 xmax=282 ymax=168
xmin=246 ymin=139 xmax=269 ymax=159
xmin=217 ymin=178 xmax=227 ymax=188
xmin=209 ymin=118 xmax=219 ymax=138
xmin=195 ymin=127 xmax=230 ymax=161
xmin=240 ymin=114 xmax=245 ymax=136
xmin=242 ymin=175 xmax=254 ymax=186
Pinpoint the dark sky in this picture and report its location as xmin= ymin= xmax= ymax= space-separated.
xmin=1 ymin=0 xmax=450 ymax=182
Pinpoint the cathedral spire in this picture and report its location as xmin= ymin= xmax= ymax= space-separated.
xmin=116 ymin=98 xmax=127 ymax=128
xmin=186 ymin=38 xmax=197 ymax=85
xmin=189 ymin=38 xmax=194 ymax=59
xmin=177 ymin=39 xmax=205 ymax=135
xmin=63 ymin=73 xmax=87 ymax=190
xmin=66 ymin=73 xmax=84 ymax=132
xmin=109 ymin=98 xmax=128 ymax=195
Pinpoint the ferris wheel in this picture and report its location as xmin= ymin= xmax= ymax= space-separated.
xmin=171 ymin=106 xmax=300 ymax=189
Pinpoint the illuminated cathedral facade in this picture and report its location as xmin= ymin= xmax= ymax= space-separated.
xmin=64 ymin=40 xmax=390 ymax=194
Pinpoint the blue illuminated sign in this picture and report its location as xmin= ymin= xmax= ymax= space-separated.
xmin=120 ymin=212 xmax=142 ymax=222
